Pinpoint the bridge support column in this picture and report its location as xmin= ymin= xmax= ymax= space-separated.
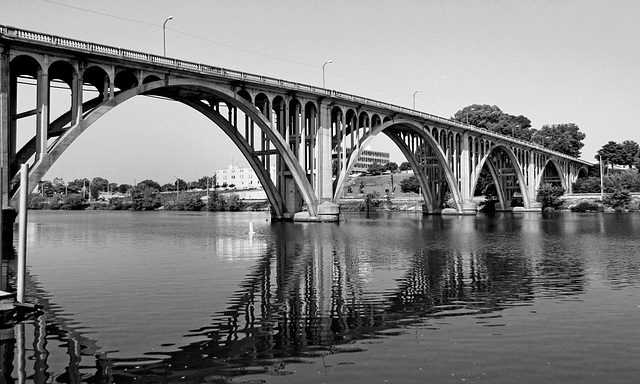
xmin=316 ymin=101 xmax=333 ymax=202
xmin=307 ymin=100 xmax=338 ymax=221
xmin=35 ymin=66 xmax=49 ymax=161
xmin=0 ymin=48 xmax=16 ymax=271
xmin=459 ymin=133 xmax=477 ymax=215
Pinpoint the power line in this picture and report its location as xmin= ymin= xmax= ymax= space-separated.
xmin=39 ymin=0 xmax=317 ymax=68
xmin=37 ymin=0 xmax=455 ymax=111
xmin=41 ymin=0 xmax=157 ymax=27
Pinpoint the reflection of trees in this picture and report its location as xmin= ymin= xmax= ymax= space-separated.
xmin=3 ymin=217 xmax=599 ymax=383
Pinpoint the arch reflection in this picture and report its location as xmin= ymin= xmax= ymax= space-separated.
xmin=1 ymin=214 xmax=609 ymax=383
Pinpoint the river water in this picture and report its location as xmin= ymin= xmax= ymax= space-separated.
xmin=2 ymin=210 xmax=639 ymax=383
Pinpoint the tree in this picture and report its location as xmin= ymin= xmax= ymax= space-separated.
xmin=362 ymin=191 xmax=380 ymax=212
xmin=399 ymin=162 xmax=411 ymax=172
xmin=167 ymin=193 xmax=205 ymax=211
xmin=117 ymin=184 xmax=132 ymax=194
xmin=131 ymin=187 xmax=162 ymax=210
xmin=536 ymin=183 xmax=565 ymax=210
xmin=453 ymin=104 xmax=533 ymax=141
xmin=196 ymin=175 xmax=214 ymax=190
xmin=386 ymin=162 xmax=398 ymax=173
xmin=161 ymin=183 xmax=175 ymax=192
xmin=602 ymin=189 xmax=632 ymax=210
xmin=399 ymin=175 xmax=420 ymax=193
xmin=138 ymin=179 xmax=161 ymax=191
xmin=474 ymin=167 xmax=495 ymax=197
xmin=52 ymin=177 xmax=66 ymax=194
xmin=59 ymin=194 xmax=88 ymax=210
xmin=90 ymin=177 xmax=109 ymax=199
xmin=596 ymin=141 xmax=623 ymax=169
xmin=454 ymin=104 xmax=503 ymax=129
xmin=367 ymin=162 xmax=386 ymax=175
xmin=67 ymin=178 xmax=89 ymax=194
xmin=531 ymin=123 xmax=585 ymax=157
xmin=619 ymin=140 xmax=640 ymax=168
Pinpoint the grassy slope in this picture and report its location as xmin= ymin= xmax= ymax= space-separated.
xmin=339 ymin=173 xmax=422 ymax=199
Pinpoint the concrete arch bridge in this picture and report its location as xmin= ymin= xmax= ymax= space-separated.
xmin=0 ymin=25 xmax=591 ymax=223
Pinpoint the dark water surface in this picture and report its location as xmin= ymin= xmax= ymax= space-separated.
xmin=3 ymin=210 xmax=640 ymax=383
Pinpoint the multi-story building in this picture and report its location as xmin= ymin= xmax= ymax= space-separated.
xmin=349 ymin=149 xmax=390 ymax=173
xmin=215 ymin=164 xmax=277 ymax=189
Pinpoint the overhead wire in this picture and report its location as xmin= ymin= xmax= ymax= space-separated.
xmin=37 ymin=0 xmax=458 ymax=113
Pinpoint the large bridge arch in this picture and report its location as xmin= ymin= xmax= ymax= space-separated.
xmin=474 ymin=143 xmax=531 ymax=210
xmin=333 ymin=119 xmax=463 ymax=213
xmin=11 ymin=78 xmax=319 ymax=218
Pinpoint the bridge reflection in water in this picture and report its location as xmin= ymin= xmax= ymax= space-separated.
xmin=0 ymin=215 xmax=589 ymax=383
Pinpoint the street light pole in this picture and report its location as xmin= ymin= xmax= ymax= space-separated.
xmin=163 ymin=16 xmax=173 ymax=57
xmin=322 ymin=60 xmax=332 ymax=88
xmin=466 ymin=107 xmax=475 ymax=125
xmin=412 ymin=90 xmax=422 ymax=109
xmin=599 ymin=155 xmax=605 ymax=198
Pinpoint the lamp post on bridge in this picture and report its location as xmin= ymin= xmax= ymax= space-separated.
xmin=322 ymin=60 xmax=332 ymax=88
xmin=163 ymin=16 xmax=174 ymax=57
xmin=512 ymin=124 xmax=520 ymax=138
xmin=466 ymin=107 xmax=475 ymax=125
xmin=599 ymin=155 xmax=605 ymax=198
xmin=412 ymin=90 xmax=422 ymax=110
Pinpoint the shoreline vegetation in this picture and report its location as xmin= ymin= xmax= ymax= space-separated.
xmin=28 ymin=189 xmax=271 ymax=212
xmin=27 ymin=168 xmax=640 ymax=214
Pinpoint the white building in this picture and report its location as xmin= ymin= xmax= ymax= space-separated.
xmin=215 ymin=164 xmax=277 ymax=189
xmin=350 ymin=149 xmax=390 ymax=173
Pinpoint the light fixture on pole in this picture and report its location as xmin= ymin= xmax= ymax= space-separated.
xmin=322 ymin=60 xmax=332 ymax=88
xmin=163 ymin=16 xmax=173 ymax=57
xmin=412 ymin=90 xmax=422 ymax=109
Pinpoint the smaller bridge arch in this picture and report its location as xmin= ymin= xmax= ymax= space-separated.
xmin=333 ymin=118 xmax=463 ymax=213
xmin=473 ymin=143 xmax=532 ymax=210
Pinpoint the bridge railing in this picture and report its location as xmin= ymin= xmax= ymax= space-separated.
xmin=0 ymin=24 xmax=589 ymax=165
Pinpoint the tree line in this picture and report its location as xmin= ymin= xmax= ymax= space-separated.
xmin=28 ymin=174 xmax=263 ymax=212
xmin=37 ymin=175 xmax=219 ymax=199
xmin=454 ymin=104 xmax=586 ymax=157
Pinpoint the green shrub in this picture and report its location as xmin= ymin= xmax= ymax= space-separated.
xmin=166 ymin=193 xmax=205 ymax=211
xmin=570 ymin=201 xmax=602 ymax=212
xmin=478 ymin=199 xmax=497 ymax=213
xmin=206 ymin=193 xmax=244 ymax=211
xmin=59 ymin=194 xmax=88 ymax=210
xmin=28 ymin=195 xmax=49 ymax=210
xmin=536 ymin=183 xmax=565 ymax=209
xmin=399 ymin=175 xmax=419 ymax=193
xmin=359 ymin=191 xmax=381 ymax=211
xmin=602 ymin=189 xmax=631 ymax=209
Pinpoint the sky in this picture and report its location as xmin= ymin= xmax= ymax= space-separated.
xmin=3 ymin=0 xmax=639 ymax=185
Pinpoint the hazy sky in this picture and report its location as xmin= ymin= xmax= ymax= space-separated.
xmin=3 ymin=0 xmax=639 ymax=185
